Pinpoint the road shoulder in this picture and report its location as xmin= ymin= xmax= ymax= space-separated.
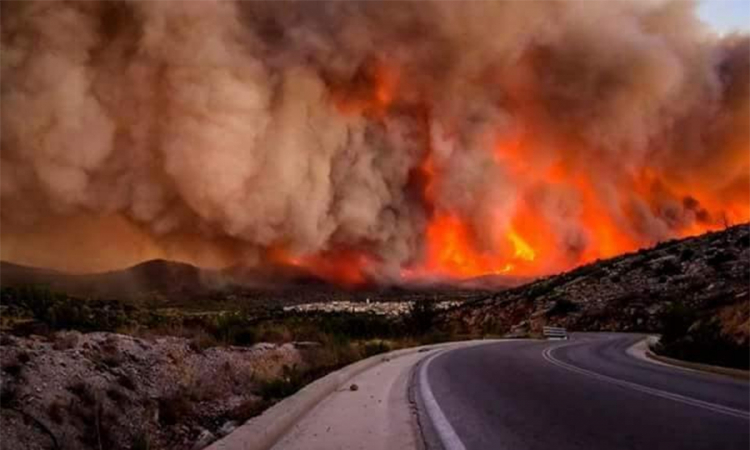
xmin=270 ymin=349 xmax=428 ymax=450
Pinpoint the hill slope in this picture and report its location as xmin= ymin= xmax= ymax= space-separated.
xmin=449 ymin=224 xmax=750 ymax=368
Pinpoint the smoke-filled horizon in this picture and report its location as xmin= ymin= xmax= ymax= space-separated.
xmin=1 ymin=1 xmax=748 ymax=283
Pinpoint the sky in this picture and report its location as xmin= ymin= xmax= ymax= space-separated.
xmin=697 ymin=0 xmax=750 ymax=33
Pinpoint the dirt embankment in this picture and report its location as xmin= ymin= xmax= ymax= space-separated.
xmin=0 ymin=331 xmax=311 ymax=450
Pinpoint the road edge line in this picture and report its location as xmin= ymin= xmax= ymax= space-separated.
xmin=543 ymin=344 xmax=750 ymax=420
xmin=418 ymin=349 xmax=469 ymax=450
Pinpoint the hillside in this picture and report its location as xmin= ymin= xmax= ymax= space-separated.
xmin=448 ymin=224 xmax=750 ymax=368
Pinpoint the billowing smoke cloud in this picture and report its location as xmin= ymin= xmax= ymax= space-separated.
xmin=1 ymin=0 xmax=748 ymax=279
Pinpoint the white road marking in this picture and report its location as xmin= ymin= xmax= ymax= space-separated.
xmin=419 ymin=349 xmax=468 ymax=450
xmin=543 ymin=344 xmax=750 ymax=421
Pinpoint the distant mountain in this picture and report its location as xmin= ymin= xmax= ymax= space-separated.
xmin=0 ymin=259 xmax=210 ymax=301
xmin=0 ymin=255 xmax=522 ymax=303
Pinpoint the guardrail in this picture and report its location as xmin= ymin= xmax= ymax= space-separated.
xmin=543 ymin=326 xmax=568 ymax=340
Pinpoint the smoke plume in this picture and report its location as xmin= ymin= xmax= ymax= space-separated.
xmin=1 ymin=0 xmax=748 ymax=281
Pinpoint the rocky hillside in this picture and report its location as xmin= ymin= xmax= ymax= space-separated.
xmin=448 ymin=224 xmax=750 ymax=368
xmin=0 ymin=332 xmax=310 ymax=450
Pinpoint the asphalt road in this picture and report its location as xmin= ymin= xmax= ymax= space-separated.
xmin=419 ymin=334 xmax=749 ymax=450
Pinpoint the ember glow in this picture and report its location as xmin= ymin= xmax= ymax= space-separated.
xmin=2 ymin=1 xmax=748 ymax=284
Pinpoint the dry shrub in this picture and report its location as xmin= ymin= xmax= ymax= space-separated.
xmin=0 ymin=334 xmax=15 ymax=346
xmin=227 ymin=397 xmax=270 ymax=423
xmin=302 ymin=341 xmax=361 ymax=371
xmin=106 ymin=387 xmax=129 ymax=406
xmin=117 ymin=372 xmax=137 ymax=391
xmin=188 ymin=329 xmax=219 ymax=352
xmin=0 ymin=379 xmax=19 ymax=407
xmin=52 ymin=331 xmax=80 ymax=350
xmin=158 ymin=394 xmax=192 ymax=426
xmin=96 ymin=335 xmax=124 ymax=368
xmin=2 ymin=359 xmax=23 ymax=378
xmin=16 ymin=351 xmax=30 ymax=364
xmin=130 ymin=431 xmax=152 ymax=450
xmin=67 ymin=381 xmax=97 ymax=407
xmin=362 ymin=340 xmax=391 ymax=357
xmin=47 ymin=399 xmax=65 ymax=424
xmin=65 ymin=381 xmax=118 ymax=449
xmin=255 ymin=324 xmax=293 ymax=343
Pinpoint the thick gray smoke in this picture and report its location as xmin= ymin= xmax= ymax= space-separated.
xmin=1 ymin=0 xmax=748 ymax=277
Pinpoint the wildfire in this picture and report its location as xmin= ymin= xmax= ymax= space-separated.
xmin=268 ymin=245 xmax=370 ymax=287
xmin=305 ymin=59 xmax=749 ymax=285
xmin=301 ymin=250 xmax=371 ymax=287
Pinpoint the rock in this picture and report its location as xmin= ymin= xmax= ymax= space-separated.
xmin=530 ymin=309 xmax=546 ymax=319
xmin=509 ymin=321 xmax=529 ymax=337
xmin=349 ymin=384 xmax=359 ymax=391
xmin=191 ymin=429 xmax=216 ymax=450
xmin=217 ymin=421 xmax=237 ymax=437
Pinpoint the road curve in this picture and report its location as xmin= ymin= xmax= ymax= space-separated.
xmin=418 ymin=334 xmax=749 ymax=450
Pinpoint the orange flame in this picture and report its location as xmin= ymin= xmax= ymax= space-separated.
xmin=269 ymin=245 xmax=371 ymax=287
xmin=422 ymin=214 xmax=541 ymax=278
xmin=331 ymin=60 xmax=399 ymax=118
xmin=412 ymin=129 xmax=748 ymax=280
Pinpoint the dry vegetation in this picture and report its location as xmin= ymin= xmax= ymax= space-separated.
xmin=0 ymin=289 xmax=447 ymax=450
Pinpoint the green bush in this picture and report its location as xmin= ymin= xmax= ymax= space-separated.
xmin=546 ymin=298 xmax=579 ymax=317
xmin=2 ymin=286 xmax=129 ymax=332
xmin=657 ymin=303 xmax=749 ymax=370
xmin=158 ymin=394 xmax=192 ymax=426
xmin=313 ymin=312 xmax=399 ymax=341
xmin=256 ymin=365 xmax=307 ymax=401
xmin=255 ymin=323 xmax=293 ymax=343
xmin=211 ymin=314 xmax=256 ymax=346
xmin=659 ymin=302 xmax=696 ymax=344
xmin=404 ymin=300 xmax=436 ymax=335
xmin=130 ymin=432 xmax=151 ymax=450
xmin=362 ymin=340 xmax=391 ymax=357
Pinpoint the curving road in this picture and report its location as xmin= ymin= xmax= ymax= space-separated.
xmin=417 ymin=334 xmax=749 ymax=450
